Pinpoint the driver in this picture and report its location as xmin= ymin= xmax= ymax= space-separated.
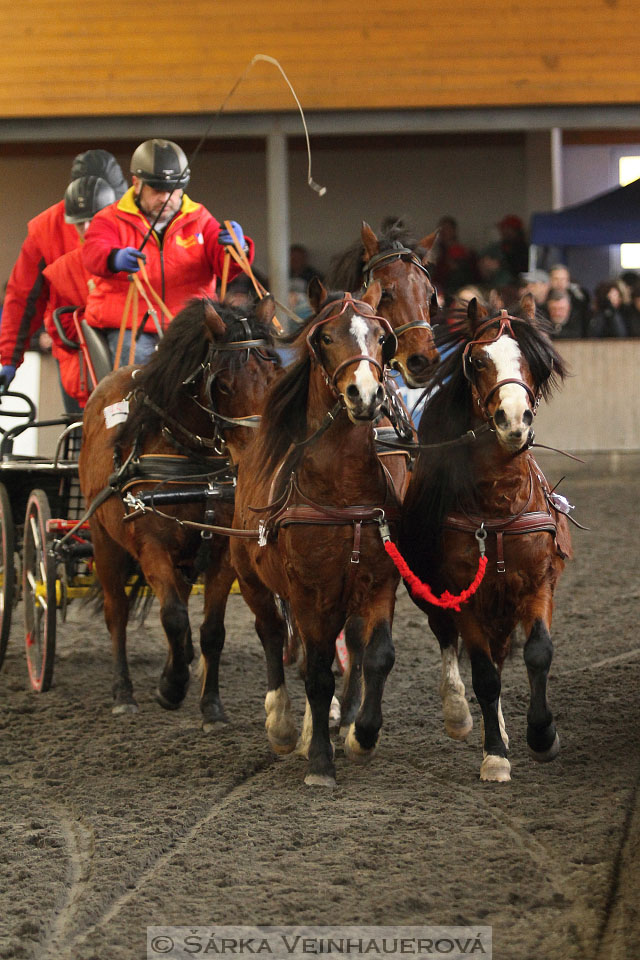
xmin=82 ymin=138 xmax=254 ymax=365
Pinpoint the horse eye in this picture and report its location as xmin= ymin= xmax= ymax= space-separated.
xmin=216 ymin=379 xmax=232 ymax=395
xmin=321 ymin=334 xmax=333 ymax=346
xmin=378 ymin=334 xmax=386 ymax=345
xmin=473 ymin=356 xmax=486 ymax=369
xmin=380 ymin=288 xmax=394 ymax=302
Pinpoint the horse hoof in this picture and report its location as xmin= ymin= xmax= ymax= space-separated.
xmin=268 ymin=733 xmax=298 ymax=756
xmin=304 ymin=772 xmax=336 ymax=789
xmin=344 ymin=724 xmax=377 ymax=764
xmin=112 ymin=701 xmax=138 ymax=716
xmin=442 ymin=694 xmax=473 ymax=740
xmin=480 ymin=755 xmax=511 ymax=782
xmin=155 ymin=688 xmax=185 ymax=711
xmin=444 ymin=714 xmax=473 ymax=740
xmin=528 ymin=731 xmax=560 ymax=763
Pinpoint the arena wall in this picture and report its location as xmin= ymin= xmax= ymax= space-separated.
xmin=2 ymin=1 xmax=640 ymax=118
xmin=534 ymin=340 xmax=640 ymax=452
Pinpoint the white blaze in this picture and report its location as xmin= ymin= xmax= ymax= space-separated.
xmin=484 ymin=336 xmax=528 ymax=426
xmin=349 ymin=314 xmax=379 ymax=403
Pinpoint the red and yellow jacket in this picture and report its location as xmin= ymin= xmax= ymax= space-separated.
xmin=42 ymin=247 xmax=94 ymax=406
xmin=0 ymin=200 xmax=79 ymax=367
xmin=82 ymin=188 xmax=253 ymax=332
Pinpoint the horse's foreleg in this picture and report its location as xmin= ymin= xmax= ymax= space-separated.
xmin=464 ymin=617 xmax=511 ymax=782
xmin=523 ymin=602 xmax=560 ymax=762
xmin=345 ymin=601 xmax=396 ymax=764
xmin=303 ymin=638 xmax=337 ymax=788
xmin=237 ymin=569 xmax=297 ymax=755
xmin=91 ymin=522 xmax=137 ymax=714
xmin=199 ymin=552 xmax=235 ymax=731
xmin=338 ymin=615 xmax=364 ymax=736
xmin=428 ymin=608 xmax=473 ymax=740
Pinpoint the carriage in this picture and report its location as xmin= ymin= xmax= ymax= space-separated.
xmin=0 ymin=386 xmax=89 ymax=691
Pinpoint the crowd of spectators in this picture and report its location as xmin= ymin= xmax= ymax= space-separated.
xmin=435 ymin=214 xmax=640 ymax=339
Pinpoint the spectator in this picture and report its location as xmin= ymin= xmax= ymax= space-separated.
xmin=545 ymin=289 xmax=585 ymax=339
xmin=624 ymin=283 xmax=640 ymax=337
xmin=477 ymin=244 xmax=514 ymax=291
xmin=0 ymin=149 xmax=128 ymax=396
xmin=549 ymin=263 xmax=591 ymax=336
xmin=290 ymin=244 xmax=322 ymax=285
xmin=589 ymin=282 xmax=628 ymax=338
xmin=496 ymin=214 xmax=529 ymax=277
xmin=432 ymin=216 xmax=478 ymax=296
xmin=288 ymin=278 xmax=313 ymax=321
xmin=518 ymin=269 xmax=550 ymax=317
xmin=82 ymin=138 xmax=254 ymax=366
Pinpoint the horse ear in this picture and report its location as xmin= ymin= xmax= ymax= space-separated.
xmin=362 ymin=279 xmax=382 ymax=311
xmin=419 ymin=229 xmax=439 ymax=264
xmin=467 ymin=297 xmax=488 ymax=332
xmin=308 ymin=276 xmax=328 ymax=314
xmin=361 ymin=221 xmax=379 ymax=262
xmin=203 ymin=300 xmax=226 ymax=340
xmin=256 ymin=294 xmax=276 ymax=327
xmin=520 ymin=292 xmax=537 ymax=321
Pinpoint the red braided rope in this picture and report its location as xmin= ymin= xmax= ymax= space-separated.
xmin=384 ymin=540 xmax=488 ymax=612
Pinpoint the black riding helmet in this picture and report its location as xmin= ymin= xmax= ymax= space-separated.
xmin=70 ymin=150 xmax=128 ymax=199
xmin=130 ymin=139 xmax=190 ymax=191
xmin=64 ymin=176 xmax=116 ymax=224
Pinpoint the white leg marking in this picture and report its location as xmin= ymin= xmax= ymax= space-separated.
xmin=440 ymin=647 xmax=473 ymax=739
xmin=296 ymin=698 xmax=313 ymax=760
xmin=264 ymin=684 xmax=297 ymax=754
xmin=344 ymin=721 xmax=378 ymax=764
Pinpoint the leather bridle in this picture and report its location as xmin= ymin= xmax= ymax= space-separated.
xmin=361 ymin=244 xmax=435 ymax=339
xmin=306 ymin=293 xmax=397 ymax=398
xmin=462 ymin=310 xmax=540 ymax=420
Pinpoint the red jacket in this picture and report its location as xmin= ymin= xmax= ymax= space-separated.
xmin=42 ymin=247 xmax=92 ymax=405
xmin=0 ymin=200 xmax=79 ymax=367
xmin=82 ymin=188 xmax=254 ymax=333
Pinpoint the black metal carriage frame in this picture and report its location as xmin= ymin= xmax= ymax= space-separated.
xmin=0 ymin=390 xmax=89 ymax=691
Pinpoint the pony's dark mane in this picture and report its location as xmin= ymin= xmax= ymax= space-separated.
xmin=405 ymin=304 xmax=569 ymax=548
xmin=325 ymin=222 xmax=426 ymax=292
xmin=254 ymin=293 xmax=346 ymax=480
xmin=116 ymin=297 xmax=277 ymax=449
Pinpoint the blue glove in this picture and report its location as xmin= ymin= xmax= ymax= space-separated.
xmin=0 ymin=365 xmax=16 ymax=394
xmin=218 ymin=221 xmax=245 ymax=249
xmin=112 ymin=247 xmax=146 ymax=273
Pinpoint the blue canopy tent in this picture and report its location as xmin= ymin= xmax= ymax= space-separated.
xmin=530 ymin=178 xmax=640 ymax=246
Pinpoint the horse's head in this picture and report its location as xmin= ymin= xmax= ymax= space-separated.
xmin=307 ymin=278 xmax=394 ymax=423
xmin=201 ymin=297 xmax=282 ymax=456
xmin=463 ymin=295 xmax=539 ymax=453
xmin=360 ymin=221 xmax=440 ymax=386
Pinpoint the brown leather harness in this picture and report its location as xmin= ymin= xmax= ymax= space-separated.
xmin=444 ymin=460 xmax=560 ymax=574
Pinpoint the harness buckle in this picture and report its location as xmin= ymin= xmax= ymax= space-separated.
xmin=474 ymin=524 xmax=487 ymax=557
xmin=258 ymin=520 xmax=268 ymax=547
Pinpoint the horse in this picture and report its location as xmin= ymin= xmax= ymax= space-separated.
xmin=325 ymin=219 xmax=440 ymax=388
xmin=78 ymin=296 xmax=282 ymax=724
xmin=399 ymin=295 xmax=572 ymax=781
xmin=230 ymin=280 xmax=401 ymax=788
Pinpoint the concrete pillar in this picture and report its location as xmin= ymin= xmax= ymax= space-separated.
xmin=266 ymin=128 xmax=289 ymax=310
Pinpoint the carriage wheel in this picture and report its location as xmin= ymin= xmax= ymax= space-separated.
xmin=23 ymin=490 xmax=57 ymax=692
xmin=0 ymin=483 xmax=16 ymax=669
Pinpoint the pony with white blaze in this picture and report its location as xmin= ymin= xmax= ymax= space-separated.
xmin=399 ymin=295 xmax=573 ymax=781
